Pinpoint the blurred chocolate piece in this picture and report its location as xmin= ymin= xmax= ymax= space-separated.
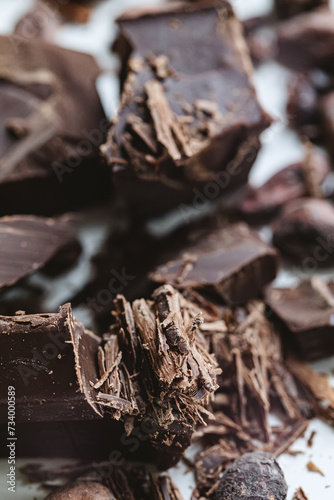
xmin=0 ymin=35 xmax=110 ymax=215
xmin=266 ymin=279 xmax=334 ymax=360
xmin=105 ymin=1 xmax=270 ymax=218
xmin=231 ymin=152 xmax=330 ymax=223
xmin=287 ymin=74 xmax=321 ymax=140
xmin=15 ymin=2 xmax=60 ymax=41
xmin=45 ymin=481 xmax=114 ymax=500
xmin=275 ymin=0 xmax=328 ymax=18
xmin=276 ymin=8 xmax=334 ymax=72
xmin=0 ymin=303 xmax=103 ymax=422
xmin=272 ymin=198 xmax=334 ymax=265
xmin=242 ymin=16 xmax=277 ymax=65
xmin=0 ymin=215 xmax=80 ymax=290
xmin=151 ymin=223 xmax=278 ymax=305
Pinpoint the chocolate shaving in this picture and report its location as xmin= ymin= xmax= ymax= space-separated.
xmin=307 ymin=461 xmax=325 ymax=476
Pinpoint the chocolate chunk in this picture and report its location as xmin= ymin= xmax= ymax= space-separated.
xmin=0 ymin=215 xmax=80 ymax=290
xmin=230 ymin=153 xmax=330 ymax=223
xmin=104 ymin=1 xmax=270 ymax=218
xmin=272 ymin=198 xmax=334 ymax=265
xmin=0 ymin=35 xmax=110 ymax=215
xmin=287 ymin=74 xmax=321 ymax=140
xmin=215 ymin=452 xmax=287 ymax=500
xmin=266 ymin=279 xmax=334 ymax=360
xmin=151 ymin=223 xmax=279 ymax=305
xmin=275 ymin=0 xmax=328 ymax=18
xmin=45 ymin=481 xmax=114 ymax=500
xmin=276 ymin=8 xmax=334 ymax=72
xmin=0 ymin=303 xmax=102 ymax=422
xmin=293 ymin=488 xmax=309 ymax=500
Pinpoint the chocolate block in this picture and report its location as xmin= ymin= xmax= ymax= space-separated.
xmin=230 ymin=152 xmax=330 ymax=223
xmin=0 ymin=304 xmax=102 ymax=422
xmin=0 ymin=215 xmax=80 ymax=290
xmin=275 ymin=0 xmax=328 ymax=18
xmin=272 ymin=198 xmax=334 ymax=266
xmin=0 ymin=35 xmax=110 ymax=215
xmin=276 ymin=8 xmax=334 ymax=71
xmin=105 ymin=1 xmax=270 ymax=218
xmin=151 ymin=223 xmax=279 ymax=305
xmin=266 ymin=279 xmax=334 ymax=360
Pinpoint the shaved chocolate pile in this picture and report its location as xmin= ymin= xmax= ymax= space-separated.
xmin=266 ymin=278 xmax=334 ymax=360
xmin=151 ymin=223 xmax=278 ymax=305
xmin=215 ymin=451 xmax=288 ymax=500
xmin=192 ymin=300 xmax=334 ymax=496
xmin=0 ymin=35 xmax=109 ymax=215
xmin=0 ymin=214 xmax=80 ymax=290
xmin=104 ymin=1 xmax=270 ymax=218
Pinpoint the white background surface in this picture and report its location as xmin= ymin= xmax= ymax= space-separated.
xmin=0 ymin=1 xmax=334 ymax=499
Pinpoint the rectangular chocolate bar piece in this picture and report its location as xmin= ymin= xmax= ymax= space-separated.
xmin=266 ymin=279 xmax=334 ymax=360
xmin=0 ymin=35 xmax=110 ymax=215
xmin=150 ymin=223 xmax=279 ymax=305
xmin=0 ymin=304 xmax=102 ymax=422
xmin=104 ymin=1 xmax=271 ymax=218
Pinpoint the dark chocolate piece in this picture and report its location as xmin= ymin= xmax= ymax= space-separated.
xmin=215 ymin=452 xmax=287 ymax=500
xmin=104 ymin=1 xmax=270 ymax=218
xmin=45 ymin=482 xmax=114 ymax=500
xmin=275 ymin=0 xmax=328 ymax=18
xmin=151 ymin=223 xmax=279 ymax=305
xmin=276 ymin=8 xmax=334 ymax=72
xmin=293 ymin=487 xmax=309 ymax=500
xmin=0 ymin=303 xmax=102 ymax=422
xmin=0 ymin=215 xmax=80 ymax=290
xmin=272 ymin=198 xmax=334 ymax=265
xmin=0 ymin=35 xmax=110 ymax=215
xmin=266 ymin=279 xmax=334 ymax=360
xmin=287 ymin=74 xmax=321 ymax=140
xmin=230 ymin=152 xmax=330 ymax=223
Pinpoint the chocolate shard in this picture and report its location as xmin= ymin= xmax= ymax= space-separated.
xmin=266 ymin=279 xmax=334 ymax=360
xmin=0 ymin=35 xmax=110 ymax=215
xmin=293 ymin=487 xmax=309 ymax=500
xmin=215 ymin=451 xmax=288 ymax=500
xmin=230 ymin=153 xmax=330 ymax=223
xmin=0 ymin=303 xmax=103 ymax=422
xmin=276 ymin=8 xmax=334 ymax=72
xmin=274 ymin=0 xmax=328 ymax=18
xmin=104 ymin=1 xmax=271 ymax=218
xmin=272 ymin=198 xmax=334 ymax=265
xmin=150 ymin=223 xmax=279 ymax=305
xmin=0 ymin=214 xmax=80 ymax=290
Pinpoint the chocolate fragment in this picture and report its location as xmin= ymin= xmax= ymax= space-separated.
xmin=266 ymin=279 xmax=334 ymax=360
xmin=230 ymin=153 xmax=330 ymax=223
xmin=151 ymin=223 xmax=278 ymax=305
xmin=306 ymin=460 xmax=324 ymax=476
xmin=45 ymin=481 xmax=114 ymax=500
xmin=293 ymin=487 xmax=309 ymax=500
xmin=105 ymin=1 xmax=270 ymax=218
xmin=0 ymin=35 xmax=110 ymax=215
xmin=215 ymin=452 xmax=287 ymax=500
xmin=272 ymin=198 xmax=334 ymax=265
xmin=0 ymin=303 xmax=102 ymax=422
xmin=276 ymin=9 xmax=334 ymax=72
xmin=275 ymin=0 xmax=328 ymax=18
xmin=0 ymin=215 xmax=80 ymax=290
